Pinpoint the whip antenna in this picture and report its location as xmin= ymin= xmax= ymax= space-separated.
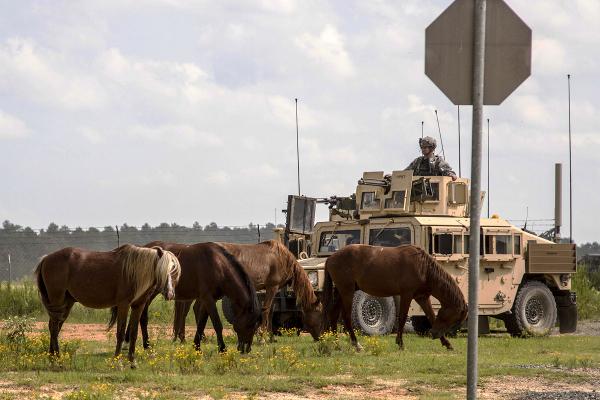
xmin=421 ymin=121 xmax=424 ymax=138
xmin=434 ymin=109 xmax=446 ymax=159
xmin=487 ymin=118 xmax=490 ymax=218
xmin=457 ymin=106 xmax=462 ymax=176
xmin=295 ymin=98 xmax=301 ymax=196
xmin=567 ymin=75 xmax=573 ymax=243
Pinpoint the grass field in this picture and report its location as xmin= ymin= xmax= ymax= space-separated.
xmin=1 ymin=320 xmax=600 ymax=400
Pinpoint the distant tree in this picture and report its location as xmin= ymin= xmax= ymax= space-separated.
xmin=88 ymin=227 xmax=100 ymax=233
xmin=2 ymin=220 xmax=22 ymax=232
xmin=47 ymin=223 xmax=59 ymax=234
xmin=103 ymin=226 xmax=115 ymax=233
xmin=192 ymin=222 xmax=202 ymax=231
xmin=141 ymin=223 xmax=152 ymax=232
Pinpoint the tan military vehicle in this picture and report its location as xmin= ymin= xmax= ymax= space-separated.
xmin=274 ymin=170 xmax=577 ymax=337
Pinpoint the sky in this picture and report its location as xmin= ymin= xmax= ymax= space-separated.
xmin=0 ymin=0 xmax=598 ymax=243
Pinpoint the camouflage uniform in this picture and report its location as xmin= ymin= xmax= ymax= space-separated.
xmin=404 ymin=155 xmax=456 ymax=177
xmin=405 ymin=136 xmax=456 ymax=177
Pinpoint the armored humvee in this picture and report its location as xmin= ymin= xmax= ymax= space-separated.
xmin=272 ymin=170 xmax=577 ymax=337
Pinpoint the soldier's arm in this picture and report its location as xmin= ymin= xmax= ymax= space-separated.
xmin=438 ymin=159 xmax=457 ymax=180
xmin=404 ymin=157 xmax=419 ymax=171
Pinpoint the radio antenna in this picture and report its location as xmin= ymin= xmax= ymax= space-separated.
xmin=295 ymin=98 xmax=301 ymax=196
xmin=457 ymin=105 xmax=462 ymax=176
xmin=567 ymin=75 xmax=573 ymax=243
xmin=421 ymin=121 xmax=424 ymax=138
xmin=487 ymin=118 xmax=490 ymax=218
xmin=434 ymin=109 xmax=446 ymax=159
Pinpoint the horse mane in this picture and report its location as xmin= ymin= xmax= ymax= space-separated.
xmin=266 ymin=241 xmax=319 ymax=312
xmin=119 ymin=245 xmax=180 ymax=303
xmin=214 ymin=244 xmax=260 ymax=318
xmin=414 ymin=247 xmax=466 ymax=308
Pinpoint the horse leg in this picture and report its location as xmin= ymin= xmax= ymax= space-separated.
xmin=328 ymin=288 xmax=342 ymax=333
xmin=205 ymin=300 xmax=226 ymax=353
xmin=126 ymin=303 xmax=146 ymax=366
xmin=339 ymin=289 xmax=362 ymax=351
xmin=416 ymin=296 xmax=453 ymax=350
xmin=137 ymin=302 xmax=153 ymax=349
xmin=114 ymin=304 xmax=130 ymax=357
xmin=261 ymin=286 xmax=278 ymax=343
xmin=395 ymin=296 xmax=412 ymax=350
xmin=173 ymin=300 xmax=193 ymax=343
xmin=193 ymin=303 xmax=209 ymax=348
xmin=48 ymin=318 xmax=61 ymax=355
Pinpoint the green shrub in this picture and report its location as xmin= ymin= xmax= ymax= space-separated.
xmin=0 ymin=280 xmax=42 ymax=318
xmin=572 ymin=265 xmax=600 ymax=320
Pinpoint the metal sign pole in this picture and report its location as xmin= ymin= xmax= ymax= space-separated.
xmin=467 ymin=0 xmax=486 ymax=399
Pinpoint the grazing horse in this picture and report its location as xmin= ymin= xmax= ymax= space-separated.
xmin=322 ymin=244 xmax=467 ymax=351
xmin=173 ymin=240 xmax=323 ymax=343
xmin=35 ymin=245 xmax=180 ymax=364
xmin=137 ymin=241 xmax=262 ymax=353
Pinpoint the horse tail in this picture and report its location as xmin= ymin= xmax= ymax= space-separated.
xmin=108 ymin=307 xmax=118 ymax=331
xmin=35 ymin=258 xmax=49 ymax=310
xmin=172 ymin=300 xmax=187 ymax=339
xmin=215 ymin=244 xmax=261 ymax=321
xmin=321 ymin=260 xmax=334 ymax=326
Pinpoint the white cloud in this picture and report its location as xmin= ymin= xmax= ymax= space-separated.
xmin=533 ymin=37 xmax=569 ymax=75
xmin=0 ymin=110 xmax=29 ymax=139
xmin=128 ymin=124 xmax=223 ymax=148
xmin=241 ymin=163 xmax=280 ymax=178
xmin=295 ymin=25 xmax=355 ymax=78
xmin=0 ymin=38 xmax=107 ymax=110
xmin=203 ymin=170 xmax=230 ymax=186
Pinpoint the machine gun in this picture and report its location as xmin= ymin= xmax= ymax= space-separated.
xmin=357 ymin=175 xmax=392 ymax=194
xmin=316 ymin=195 xmax=358 ymax=220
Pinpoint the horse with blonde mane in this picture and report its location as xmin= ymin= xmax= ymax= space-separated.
xmin=323 ymin=244 xmax=467 ymax=351
xmin=35 ymin=245 xmax=180 ymax=364
xmin=174 ymin=240 xmax=323 ymax=343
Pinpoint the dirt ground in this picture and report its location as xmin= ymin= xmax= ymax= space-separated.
xmin=30 ymin=319 xmax=600 ymax=342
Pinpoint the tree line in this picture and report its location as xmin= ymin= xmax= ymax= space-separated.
xmin=0 ymin=220 xmax=280 ymax=281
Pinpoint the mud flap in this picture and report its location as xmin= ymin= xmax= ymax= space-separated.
xmin=556 ymin=292 xmax=577 ymax=334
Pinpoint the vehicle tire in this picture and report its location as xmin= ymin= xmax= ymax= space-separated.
xmin=504 ymin=281 xmax=557 ymax=337
xmin=411 ymin=316 xmax=432 ymax=336
xmin=351 ymin=290 xmax=396 ymax=336
xmin=221 ymin=296 xmax=236 ymax=325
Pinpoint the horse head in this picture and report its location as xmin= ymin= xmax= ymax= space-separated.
xmin=153 ymin=247 xmax=181 ymax=301
xmin=430 ymin=303 xmax=468 ymax=339
xmin=303 ymin=300 xmax=324 ymax=341
xmin=233 ymin=304 xmax=262 ymax=354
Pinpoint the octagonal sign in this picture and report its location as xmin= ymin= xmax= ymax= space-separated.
xmin=425 ymin=0 xmax=531 ymax=105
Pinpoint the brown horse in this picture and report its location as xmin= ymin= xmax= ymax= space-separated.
xmin=173 ymin=240 xmax=323 ymax=342
xmin=35 ymin=245 xmax=181 ymax=364
xmin=137 ymin=241 xmax=262 ymax=353
xmin=323 ymin=244 xmax=467 ymax=351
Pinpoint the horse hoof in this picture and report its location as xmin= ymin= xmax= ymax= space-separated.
xmin=355 ymin=343 xmax=364 ymax=352
xmin=446 ymin=346 xmax=454 ymax=351
xmin=130 ymin=361 xmax=137 ymax=369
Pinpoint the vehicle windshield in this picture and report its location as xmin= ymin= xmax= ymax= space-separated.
xmin=318 ymin=230 xmax=360 ymax=253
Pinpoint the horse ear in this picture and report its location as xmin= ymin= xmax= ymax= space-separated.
xmin=153 ymin=246 xmax=164 ymax=258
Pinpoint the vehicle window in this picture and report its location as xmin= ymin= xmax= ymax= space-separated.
xmin=433 ymin=233 xmax=453 ymax=254
xmin=369 ymin=227 xmax=412 ymax=247
xmin=385 ymin=190 xmax=406 ymax=209
xmin=361 ymin=192 xmax=380 ymax=210
xmin=484 ymin=235 xmax=493 ymax=254
xmin=495 ymin=235 xmax=512 ymax=254
xmin=513 ymin=234 xmax=521 ymax=255
xmin=453 ymin=235 xmax=463 ymax=254
xmin=464 ymin=234 xmax=485 ymax=256
xmin=318 ymin=230 xmax=360 ymax=253
xmin=430 ymin=182 xmax=439 ymax=200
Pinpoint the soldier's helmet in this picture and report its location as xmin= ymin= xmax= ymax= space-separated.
xmin=419 ymin=136 xmax=437 ymax=149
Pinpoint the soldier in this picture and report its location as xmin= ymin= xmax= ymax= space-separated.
xmin=405 ymin=136 xmax=457 ymax=181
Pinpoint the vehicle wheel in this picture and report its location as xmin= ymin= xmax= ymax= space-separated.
xmin=351 ymin=291 xmax=396 ymax=336
xmin=221 ymin=296 xmax=236 ymax=325
xmin=504 ymin=281 xmax=557 ymax=337
xmin=411 ymin=316 xmax=432 ymax=336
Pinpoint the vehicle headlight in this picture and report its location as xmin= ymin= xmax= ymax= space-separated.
xmin=307 ymin=271 xmax=318 ymax=287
